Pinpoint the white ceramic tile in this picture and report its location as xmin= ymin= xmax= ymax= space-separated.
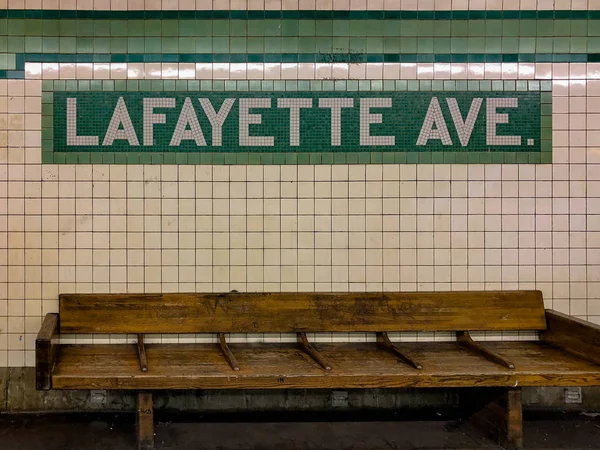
xmin=5 ymin=3 xmax=600 ymax=366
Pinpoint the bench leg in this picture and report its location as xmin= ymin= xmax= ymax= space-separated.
xmin=462 ymin=387 xmax=523 ymax=450
xmin=137 ymin=392 xmax=154 ymax=450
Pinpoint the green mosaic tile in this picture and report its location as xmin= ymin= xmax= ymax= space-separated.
xmin=186 ymin=153 xmax=200 ymax=164
xmin=430 ymin=153 xmax=445 ymax=164
xmin=43 ymin=82 xmax=549 ymax=165
xmin=41 ymin=152 xmax=54 ymax=164
xmin=454 ymin=153 xmax=469 ymax=164
xmin=392 ymin=153 xmax=405 ymax=164
xmin=223 ymin=153 xmax=236 ymax=165
xmin=344 ymin=153 xmax=356 ymax=164
xmin=41 ymin=128 xmax=53 ymax=140
xmin=406 ymin=153 xmax=419 ymax=164
xmin=248 ymin=153 xmax=261 ymax=164
xmin=356 ymin=153 xmax=369 ymax=164
xmin=26 ymin=8 xmax=563 ymax=166
xmin=443 ymin=153 xmax=456 ymax=163
xmin=211 ymin=153 xmax=225 ymax=164
xmin=382 ymin=153 xmax=395 ymax=164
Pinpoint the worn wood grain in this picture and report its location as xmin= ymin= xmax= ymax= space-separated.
xmin=50 ymin=341 xmax=600 ymax=390
xmin=35 ymin=313 xmax=59 ymax=390
xmin=541 ymin=309 xmax=600 ymax=366
xmin=137 ymin=392 xmax=154 ymax=450
xmin=39 ymin=291 xmax=600 ymax=450
xmin=456 ymin=331 xmax=515 ymax=370
xmin=506 ymin=389 xmax=524 ymax=450
xmin=58 ymin=291 xmax=547 ymax=334
xmin=463 ymin=388 xmax=523 ymax=450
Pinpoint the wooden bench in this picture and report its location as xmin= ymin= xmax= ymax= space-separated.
xmin=36 ymin=290 xmax=600 ymax=450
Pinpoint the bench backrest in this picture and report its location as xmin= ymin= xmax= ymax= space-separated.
xmin=58 ymin=291 xmax=546 ymax=334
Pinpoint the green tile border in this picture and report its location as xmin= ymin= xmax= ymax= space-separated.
xmin=3 ymin=17 xmax=600 ymax=38
xmin=42 ymin=79 xmax=552 ymax=165
xmin=3 ymin=9 xmax=600 ymax=19
xmin=42 ymin=78 xmax=554 ymax=92
xmin=1 ymin=12 xmax=600 ymax=78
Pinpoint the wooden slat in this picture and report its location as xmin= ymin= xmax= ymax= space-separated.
xmin=218 ymin=333 xmax=240 ymax=371
xmin=297 ymin=332 xmax=331 ymax=370
xmin=541 ymin=309 xmax=600 ymax=366
xmin=58 ymin=291 xmax=546 ymax=334
xmin=506 ymin=389 xmax=524 ymax=450
xmin=136 ymin=392 xmax=154 ymax=450
xmin=376 ymin=332 xmax=422 ymax=370
xmin=137 ymin=334 xmax=148 ymax=372
xmin=35 ymin=313 xmax=59 ymax=390
xmin=50 ymin=341 xmax=600 ymax=390
xmin=456 ymin=331 xmax=515 ymax=370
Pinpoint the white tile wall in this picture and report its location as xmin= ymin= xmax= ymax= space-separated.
xmin=1 ymin=0 xmax=600 ymax=366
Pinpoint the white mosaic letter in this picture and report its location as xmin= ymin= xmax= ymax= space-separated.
xmin=318 ymin=98 xmax=354 ymax=146
xmin=239 ymin=98 xmax=275 ymax=147
xmin=486 ymin=98 xmax=521 ymax=146
xmin=67 ymin=98 xmax=99 ymax=146
xmin=170 ymin=97 xmax=206 ymax=146
xmin=199 ymin=98 xmax=235 ymax=146
xmin=143 ymin=98 xmax=176 ymax=146
xmin=359 ymin=98 xmax=395 ymax=146
xmin=277 ymin=98 xmax=313 ymax=146
xmin=319 ymin=98 xmax=354 ymax=145
xmin=447 ymin=98 xmax=483 ymax=147
xmin=416 ymin=97 xmax=452 ymax=146
xmin=102 ymin=97 xmax=140 ymax=146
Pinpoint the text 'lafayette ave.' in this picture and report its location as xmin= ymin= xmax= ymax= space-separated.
xmin=55 ymin=91 xmax=542 ymax=153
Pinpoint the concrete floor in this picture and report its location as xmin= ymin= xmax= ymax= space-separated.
xmin=0 ymin=410 xmax=599 ymax=450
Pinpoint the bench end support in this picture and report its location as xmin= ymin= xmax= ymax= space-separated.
xmin=137 ymin=392 xmax=154 ymax=450
xmin=35 ymin=313 xmax=59 ymax=390
xmin=462 ymin=387 xmax=523 ymax=450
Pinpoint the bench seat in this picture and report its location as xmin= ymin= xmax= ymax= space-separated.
xmin=36 ymin=291 xmax=600 ymax=449
xmin=51 ymin=341 xmax=600 ymax=390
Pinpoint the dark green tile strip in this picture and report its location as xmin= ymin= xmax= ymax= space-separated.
xmin=4 ymin=18 xmax=600 ymax=38
xmin=42 ymin=78 xmax=552 ymax=91
xmin=43 ymin=151 xmax=549 ymax=165
xmin=18 ymin=53 xmax=599 ymax=64
xmin=3 ymin=9 xmax=600 ymax=19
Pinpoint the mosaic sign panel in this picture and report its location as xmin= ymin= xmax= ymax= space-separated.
xmin=44 ymin=81 xmax=551 ymax=164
